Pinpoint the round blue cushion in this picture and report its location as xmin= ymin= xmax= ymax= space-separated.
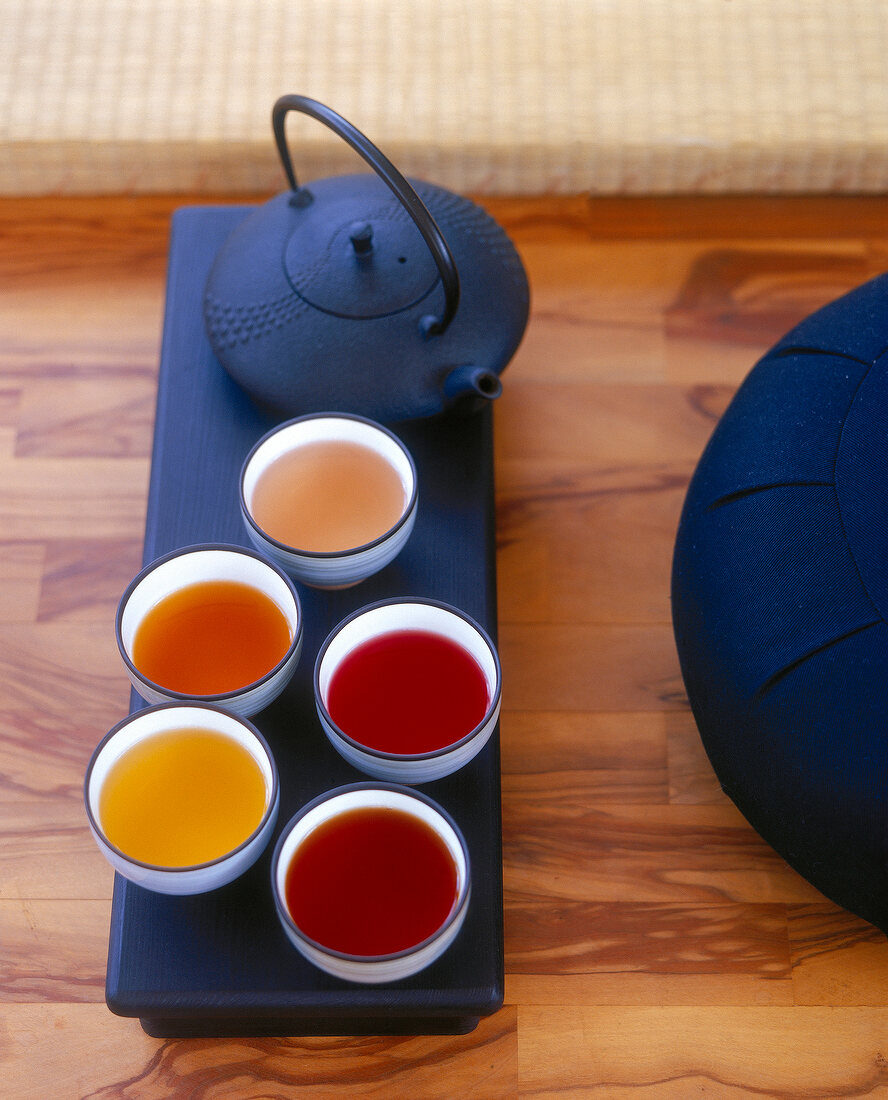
xmin=672 ymin=272 xmax=888 ymax=932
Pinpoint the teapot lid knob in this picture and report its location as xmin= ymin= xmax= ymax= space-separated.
xmin=349 ymin=221 xmax=374 ymax=256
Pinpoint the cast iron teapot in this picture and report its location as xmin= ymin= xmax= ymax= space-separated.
xmin=203 ymin=95 xmax=530 ymax=422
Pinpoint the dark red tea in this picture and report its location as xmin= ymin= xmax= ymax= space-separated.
xmin=284 ymin=806 xmax=459 ymax=956
xmin=326 ymin=629 xmax=490 ymax=753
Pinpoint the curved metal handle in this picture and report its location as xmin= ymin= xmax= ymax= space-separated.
xmin=272 ymin=94 xmax=460 ymax=336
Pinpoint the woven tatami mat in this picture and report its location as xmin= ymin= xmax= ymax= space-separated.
xmin=2 ymin=0 xmax=887 ymax=195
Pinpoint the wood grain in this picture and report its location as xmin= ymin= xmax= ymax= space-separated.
xmin=0 ymin=1004 xmax=517 ymax=1100
xmin=2 ymin=194 xmax=888 ymax=1096
xmin=519 ymin=1006 xmax=888 ymax=1097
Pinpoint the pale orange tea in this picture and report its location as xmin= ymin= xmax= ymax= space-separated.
xmin=131 ymin=580 xmax=292 ymax=695
xmin=99 ymin=727 xmax=268 ymax=866
xmin=250 ymin=439 xmax=407 ymax=552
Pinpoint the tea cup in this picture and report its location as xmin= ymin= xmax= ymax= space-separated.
xmin=239 ymin=413 xmax=418 ymax=588
xmin=116 ymin=543 xmax=303 ymax=718
xmin=271 ymin=782 xmax=470 ymax=983
xmin=314 ymin=597 xmax=502 ymax=783
xmin=85 ymin=702 xmax=280 ymax=895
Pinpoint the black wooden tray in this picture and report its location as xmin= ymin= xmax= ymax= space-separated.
xmin=104 ymin=206 xmax=504 ymax=1038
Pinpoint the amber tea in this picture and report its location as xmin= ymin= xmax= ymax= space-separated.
xmin=98 ymin=727 xmax=268 ymax=867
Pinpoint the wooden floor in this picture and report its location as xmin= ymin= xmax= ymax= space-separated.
xmin=3 ymin=194 xmax=888 ymax=1097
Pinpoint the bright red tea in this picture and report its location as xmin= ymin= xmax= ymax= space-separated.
xmin=132 ymin=580 xmax=292 ymax=695
xmin=326 ymin=629 xmax=490 ymax=753
xmin=284 ymin=806 xmax=459 ymax=955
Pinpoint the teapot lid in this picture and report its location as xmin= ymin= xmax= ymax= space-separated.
xmin=272 ymin=95 xmax=460 ymax=335
xmin=282 ymin=179 xmax=440 ymax=320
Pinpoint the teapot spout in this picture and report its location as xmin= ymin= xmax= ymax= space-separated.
xmin=442 ymin=365 xmax=503 ymax=413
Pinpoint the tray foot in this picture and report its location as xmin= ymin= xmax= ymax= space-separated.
xmin=139 ymin=1014 xmax=481 ymax=1038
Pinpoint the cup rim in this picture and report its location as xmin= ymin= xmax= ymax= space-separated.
xmin=115 ymin=542 xmax=303 ymax=703
xmin=239 ymin=412 xmax=418 ymax=560
xmin=83 ymin=701 xmax=280 ymax=874
xmin=270 ymin=781 xmax=471 ymax=963
xmin=313 ymin=596 xmax=502 ymax=762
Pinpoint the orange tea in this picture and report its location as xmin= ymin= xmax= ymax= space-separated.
xmin=99 ymin=727 xmax=268 ymax=866
xmin=131 ymin=580 xmax=292 ymax=695
xmin=249 ymin=439 xmax=407 ymax=552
